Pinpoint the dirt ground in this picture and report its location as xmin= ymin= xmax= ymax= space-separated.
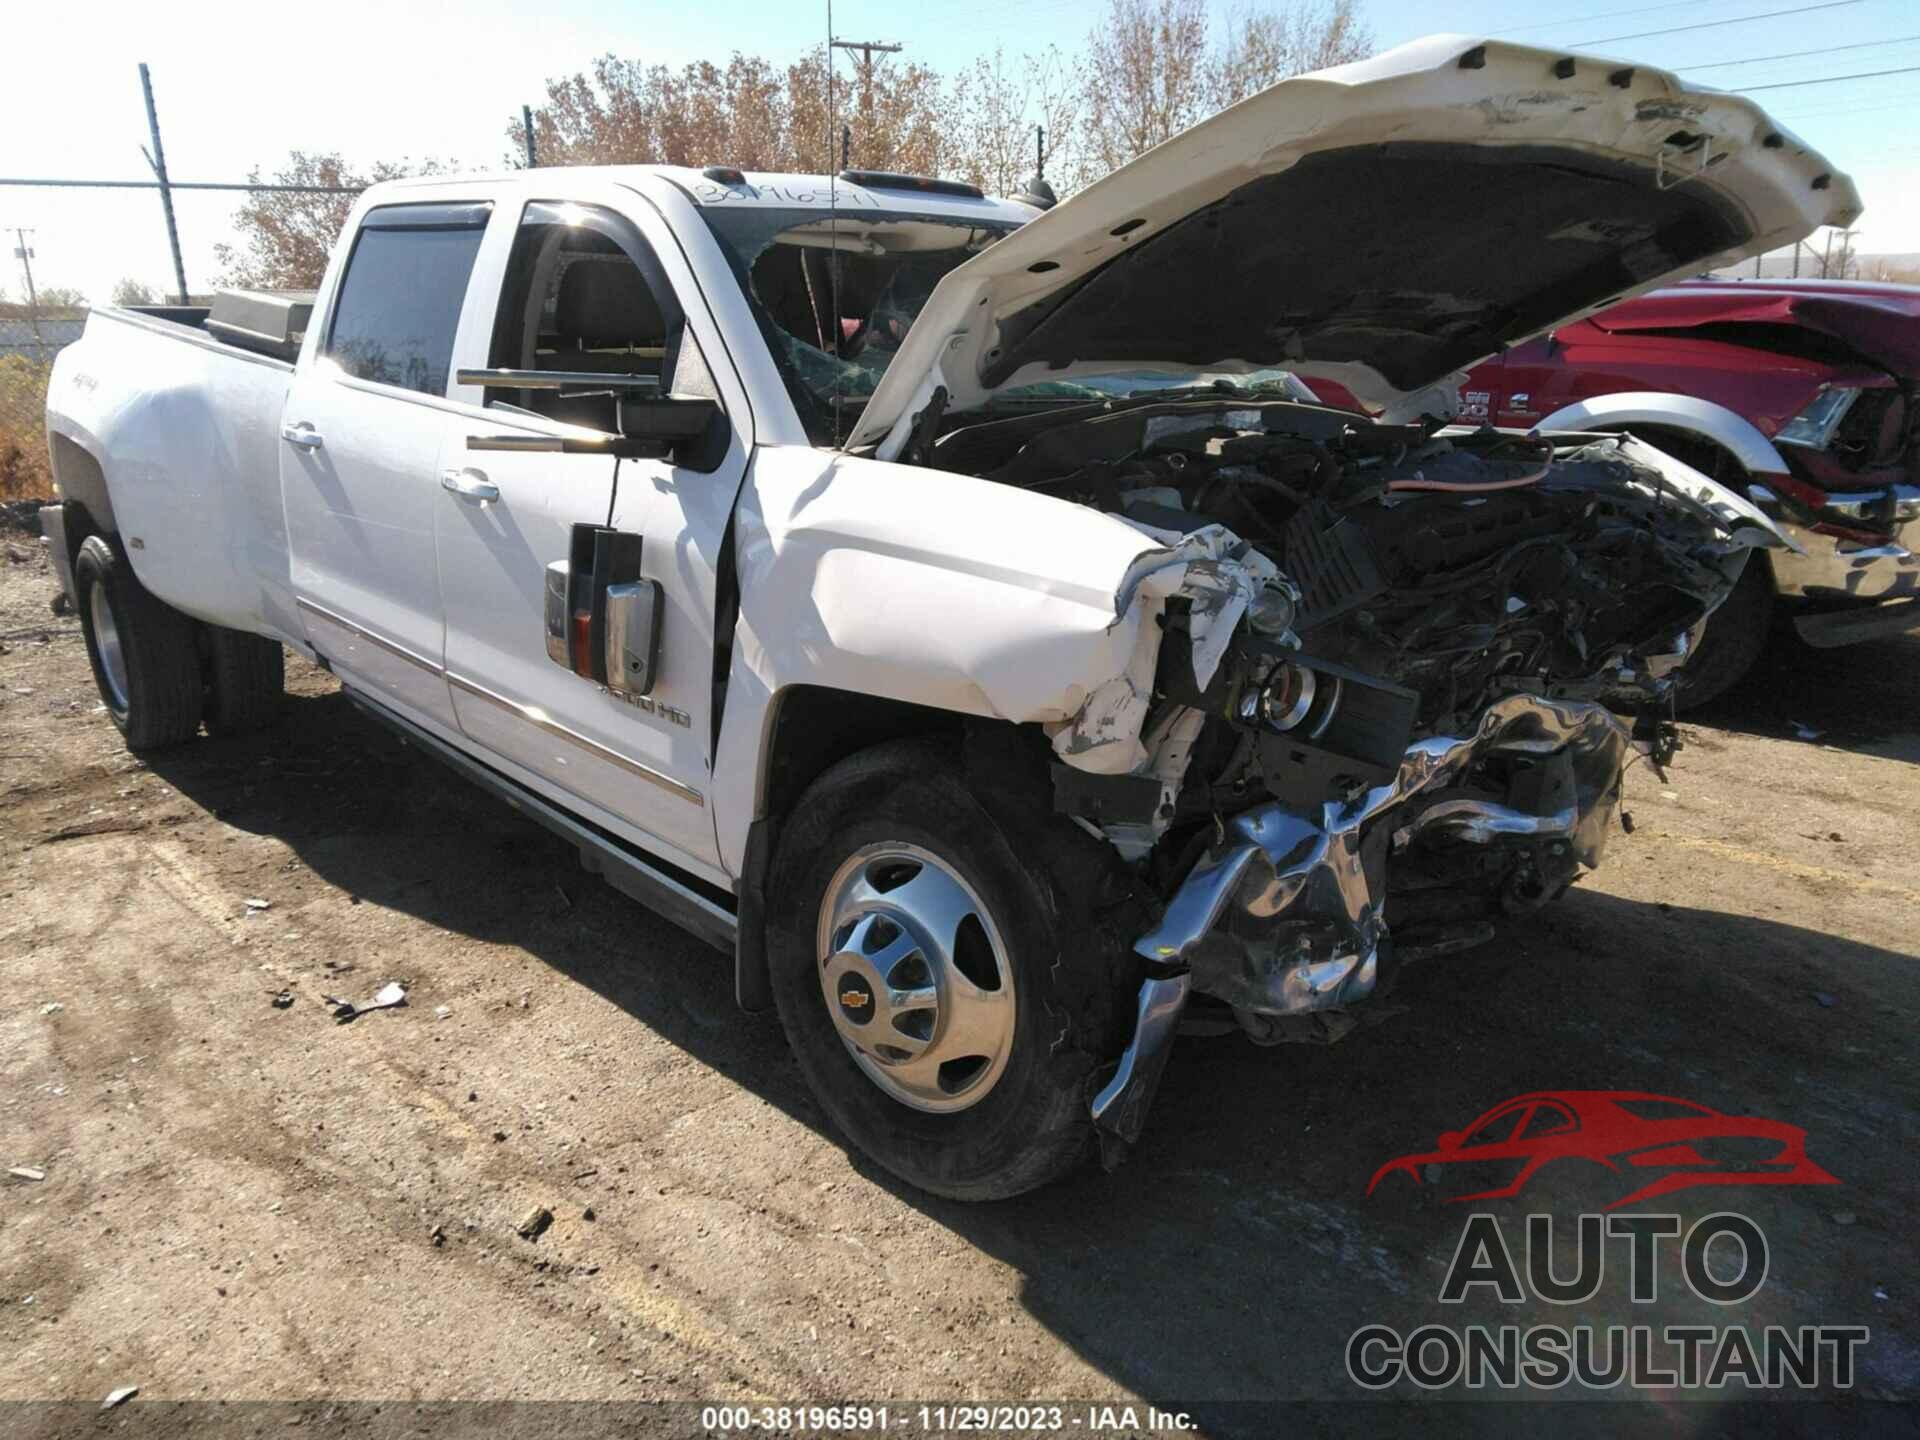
xmin=2 ymin=522 xmax=1917 ymax=1436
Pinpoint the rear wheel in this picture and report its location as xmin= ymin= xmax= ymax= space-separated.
xmin=74 ymin=533 xmax=203 ymax=752
xmin=766 ymin=737 xmax=1135 ymax=1200
xmin=203 ymin=625 xmax=285 ymax=736
xmin=1676 ymin=554 xmax=1773 ymax=711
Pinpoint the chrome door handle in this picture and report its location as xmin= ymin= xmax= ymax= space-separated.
xmin=280 ymin=421 xmax=323 ymax=450
xmin=440 ymin=467 xmax=500 ymax=502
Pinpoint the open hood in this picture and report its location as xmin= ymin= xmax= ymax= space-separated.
xmin=852 ymin=34 xmax=1858 ymax=454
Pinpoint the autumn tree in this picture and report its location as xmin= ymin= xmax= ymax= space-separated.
xmin=110 ymin=278 xmax=157 ymax=307
xmin=215 ymin=152 xmax=440 ymax=290
xmin=1081 ymin=0 xmax=1373 ymax=173
xmin=950 ymin=47 xmax=1088 ymax=197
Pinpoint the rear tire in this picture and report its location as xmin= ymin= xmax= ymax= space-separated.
xmin=74 ymin=533 xmax=203 ymax=752
xmin=204 ymin=625 xmax=285 ymax=736
xmin=1675 ymin=555 xmax=1773 ymax=711
xmin=766 ymin=736 xmax=1136 ymax=1200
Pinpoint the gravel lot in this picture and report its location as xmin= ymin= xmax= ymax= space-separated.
xmin=2 ymin=523 xmax=1916 ymax=1436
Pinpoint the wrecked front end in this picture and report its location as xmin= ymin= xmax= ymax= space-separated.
xmin=946 ymin=398 xmax=1786 ymax=1144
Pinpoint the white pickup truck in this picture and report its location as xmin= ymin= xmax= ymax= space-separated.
xmin=43 ymin=37 xmax=1853 ymax=1198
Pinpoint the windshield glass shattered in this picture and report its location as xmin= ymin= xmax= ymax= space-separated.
xmin=697 ymin=203 xmax=1318 ymax=445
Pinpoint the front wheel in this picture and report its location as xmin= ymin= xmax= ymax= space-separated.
xmin=1675 ymin=554 xmax=1773 ymax=711
xmin=766 ymin=737 xmax=1134 ymax=1200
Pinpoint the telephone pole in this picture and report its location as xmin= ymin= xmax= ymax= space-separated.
xmin=9 ymin=227 xmax=45 ymax=359
xmin=829 ymin=38 xmax=901 ymax=167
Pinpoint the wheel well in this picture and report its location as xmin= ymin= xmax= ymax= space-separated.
xmin=759 ymin=685 xmax=967 ymax=827
xmin=47 ymin=434 xmax=114 ymax=554
xmin=1616 ymin=422 xmax=1747 ymax=488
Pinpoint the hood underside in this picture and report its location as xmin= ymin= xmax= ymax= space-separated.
xmin=852 ymin=34 xmax=1859 ymax=454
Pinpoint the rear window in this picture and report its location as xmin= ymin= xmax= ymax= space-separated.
xmin=324 ymin=206 xmax=489 ymax=396
xmin=1614 ymin=1098 xmax=1714 ymax=1120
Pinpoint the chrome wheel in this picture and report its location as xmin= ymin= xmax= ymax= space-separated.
xmin=815 ymin=842 xmax=1017 ymax=1113
xmin=90 ymin=579 xmax=129 ymax=713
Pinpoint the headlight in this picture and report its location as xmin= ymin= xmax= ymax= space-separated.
xmin=1775 ymin=386 xmax=1861 ymax=451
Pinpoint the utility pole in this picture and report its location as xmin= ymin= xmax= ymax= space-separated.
xmin=10 ymin=227 xmax=45 ymax=359
xmin=829 ymin=39 xmax=901 ymax=167
xmin=138 ymin=64 xmax=190 ymax=304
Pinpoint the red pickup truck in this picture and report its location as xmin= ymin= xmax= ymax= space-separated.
xmin=1463 ymin=279 xmax=1920 ymax=705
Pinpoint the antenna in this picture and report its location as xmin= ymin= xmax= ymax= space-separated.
xmin=826 ymin=0 xmax=841 ymax=446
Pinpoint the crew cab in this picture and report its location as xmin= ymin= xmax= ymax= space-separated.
xmin=1464 ymin=278 xmax=1920 ymax=703
xmin=41 ymin=37 xmax=1851 ymax=1199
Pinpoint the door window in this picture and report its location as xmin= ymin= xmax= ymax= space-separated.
xmin=323 ymin=203 xmax=491 ymax=396
xmin=483 ymin=202 xmax=706 ymax=433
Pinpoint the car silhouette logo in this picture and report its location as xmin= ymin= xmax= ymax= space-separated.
xmin=1368 ymin=1091 xmax=1839 ymax=1209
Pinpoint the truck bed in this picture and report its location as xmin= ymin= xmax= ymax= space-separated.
xmin=45 ymin=304 xmax=305 ymax=645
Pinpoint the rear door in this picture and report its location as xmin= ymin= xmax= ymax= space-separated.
xmin=432 ymin=187 xmax=752 ymax=877
xmin=282 ymin=200 xmax=493 ymax=731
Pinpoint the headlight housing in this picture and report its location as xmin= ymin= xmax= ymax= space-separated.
xmin=1775 ymin=385 xmax=1861 ymax=451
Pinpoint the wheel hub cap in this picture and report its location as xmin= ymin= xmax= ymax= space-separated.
xmin=90 ymin=580 xmax=129 ymax=713
xmin=816 ymin=843 xmax=1016 ymax=1113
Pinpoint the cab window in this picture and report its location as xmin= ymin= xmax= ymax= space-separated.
xmin=484 ymin=202 xmax=714 ymax=432
xmin=324 ymin=203 xmax=490 ymax=396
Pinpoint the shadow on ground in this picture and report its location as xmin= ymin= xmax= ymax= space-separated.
xmin=144 ymin=688 xmax=1918 ymax=1436
xmin=1687 ymin=616 xmax=1920 ymax=762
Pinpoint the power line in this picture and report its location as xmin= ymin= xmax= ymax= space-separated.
xmin=1679 ymin=34 xmax=1920 ymax=70
xmin=1574 ymin=0 xmax=1865 ymax=46
xmin=1738 ymin=63 xmax=1920 ymax=90
xmin=1493 ymin=0 xmax=1758 ymax=37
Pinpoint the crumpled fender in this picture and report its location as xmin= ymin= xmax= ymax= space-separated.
xmin=1533 ymin=391 xmax=1792 ymax=481
xmin=708 ymin=450 xmax=1269 ymax=872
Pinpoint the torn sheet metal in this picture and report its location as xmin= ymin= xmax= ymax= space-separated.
xmin=1046 ymin=523 xmax=1277 ymax=778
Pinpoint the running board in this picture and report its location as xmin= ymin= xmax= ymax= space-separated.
xmin=346 ymin=687 xmax=737 ymax=954
xmin=1795 ymin=598 xmax=1920 ymax=649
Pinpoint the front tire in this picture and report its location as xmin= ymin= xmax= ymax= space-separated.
xmin=1676 ymin=554 xmax=1773 ymax=711
xmin=74 ymin=533 xmax=203 ymax=752
xmin=766 ymin=737 xmax=1135 ymax=1200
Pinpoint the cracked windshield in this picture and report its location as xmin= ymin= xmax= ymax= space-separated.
xmin=697 ymin=204 xmax=1313 ymax=442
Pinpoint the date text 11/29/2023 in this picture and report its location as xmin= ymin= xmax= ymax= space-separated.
xmin=699 ymin=1404 xmax=1198 ymax=1433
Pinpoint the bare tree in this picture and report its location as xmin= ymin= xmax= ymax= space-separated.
xmin=1081 ymin=0 xmax=1214 ymax=176
xmin=1211 ymin=0 xmax=1374 ymax=109
xmin=110 ymin=278 xmax=157 ymax=307
xmin=215 ymin=152 xmax=438 ymax=291
xmin=950 ymin=47 xmax=1089 ymax=198
xmin=1081 ymin=0 xmax=1375 ymax=174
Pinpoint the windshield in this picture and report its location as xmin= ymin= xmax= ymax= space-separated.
xmin=697 ymin=203 xmax=1319 ymax=445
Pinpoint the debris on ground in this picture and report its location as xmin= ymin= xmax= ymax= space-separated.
xmin=269 ymin=990 xmax=294 ymax=1010
xmin=4 ymin=545 xmax=30 ymax=564
xmin=243 ymin=897 xmax=272 ymax=912
xmin=101 ymin=1386 xmax=138 ymax=1411
xmin=8 ymin=1166 xmax=47 ymax=1182
xmin=430 ymin=1223 xmax=448 ymax=1248
xmin=1833 ymin=1210 xmax=1858 ymax=1226
xmin=434 ymin=1005 xmax=452 ymax=1020
xmin=515 ymin=1205 xmax=553 ymax=1241
xmin=39 ymin=1002 xmax=62 ymax=1016
xmin=321 ymin=981 xmax=408 ymax=1024
xmin=1791 ymin=721 xmax=1824 ymax=741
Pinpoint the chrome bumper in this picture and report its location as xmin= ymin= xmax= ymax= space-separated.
xmin=1757 ymin=484 xmax=1920 ymax=602
xmin=1091 ymin=694 xmax=1632 ymax=1138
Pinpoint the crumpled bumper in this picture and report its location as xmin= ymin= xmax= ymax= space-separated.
xmin=1092 ymin=693 xmax=1632 ymax=1139
xmin=1759 ymin=483 xmax=1920 ymax=602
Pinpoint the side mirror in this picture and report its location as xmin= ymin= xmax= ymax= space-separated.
xmin=617 ymin=394 xmax=724 ymax=467
xmin=1438 ymin=1130 xmax=1463 ymax=1151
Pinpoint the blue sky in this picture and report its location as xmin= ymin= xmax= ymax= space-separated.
xmin=2 ymin=0 xmax=1914 ymax=302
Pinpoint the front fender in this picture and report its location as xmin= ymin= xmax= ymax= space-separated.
xmin=709 ymin=449 xmax=1175 ymax=872
xmin=1534 ymin=391 xmax=1792 ymax=480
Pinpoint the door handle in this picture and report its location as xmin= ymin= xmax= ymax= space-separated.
xmin=280 ymin=421 xmax=323 ymax=450
xmin=440 ymin=467 xmax=500 ymax=502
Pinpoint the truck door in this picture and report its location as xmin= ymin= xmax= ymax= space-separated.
xmin=281 ymin=201 xmax=494 ymax=732
xmin=433 ymin=195 xmax=751 ymax=878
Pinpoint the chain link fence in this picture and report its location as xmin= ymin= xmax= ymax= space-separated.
xmin=0 ymin=347 xmax=57 ymax=503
